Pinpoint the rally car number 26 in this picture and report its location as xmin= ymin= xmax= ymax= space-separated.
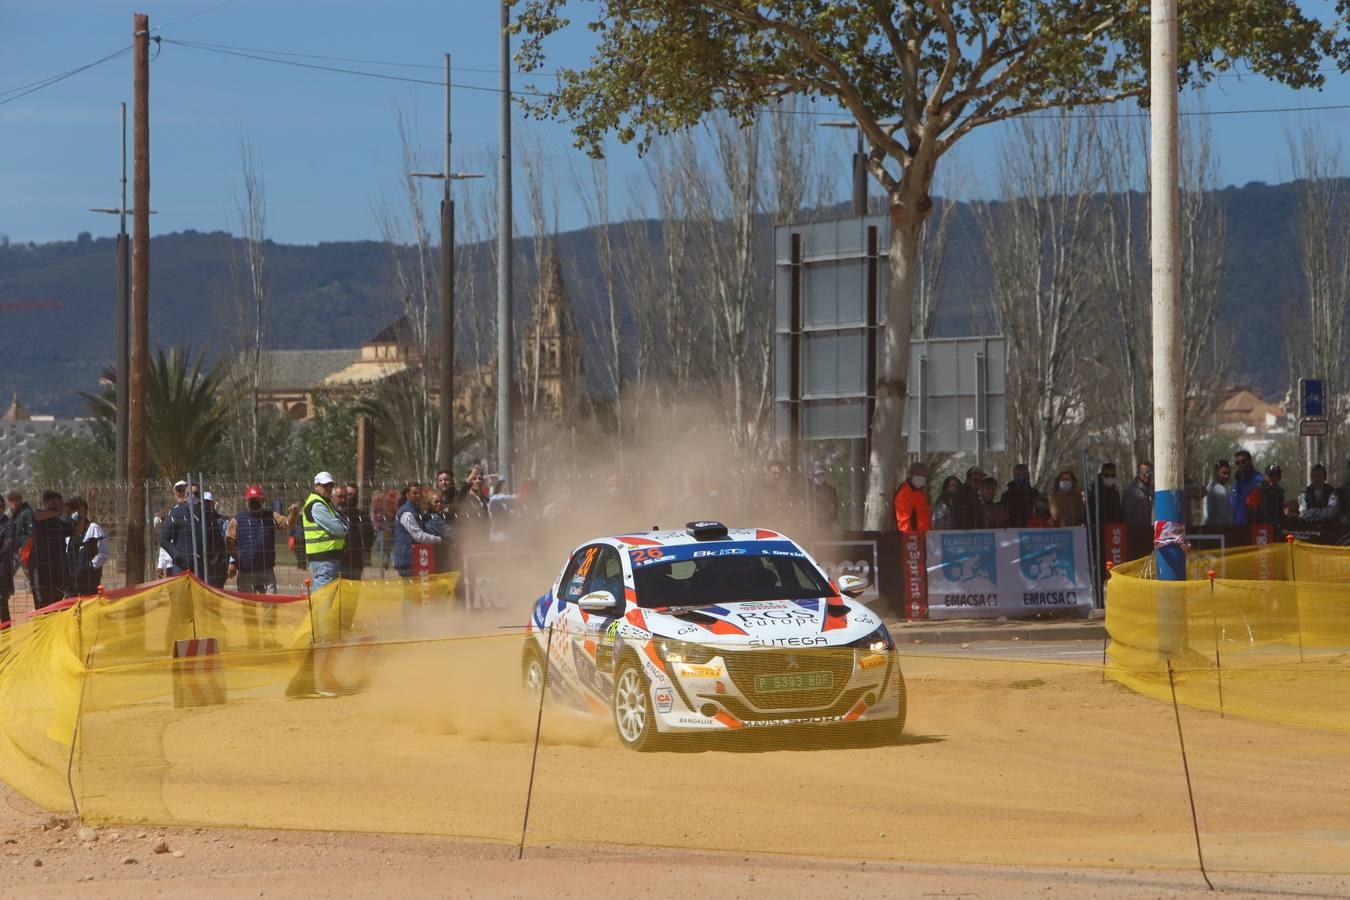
xmin=522 ymin=521 xmax=907 ymax=751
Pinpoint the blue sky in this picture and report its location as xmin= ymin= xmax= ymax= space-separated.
xmin=4 ymin=0 xmax=1350 ymax=245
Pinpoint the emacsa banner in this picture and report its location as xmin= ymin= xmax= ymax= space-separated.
xmin=927 ymin=531 xmax=999 ymax=612
xmin=925 ymin=527 xmax=1091 ymax=620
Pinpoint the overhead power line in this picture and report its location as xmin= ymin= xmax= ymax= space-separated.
xmin=160 ymin=38 xmax=555 ymax=98
xmin=155 ymin=37 xmax=555 ymax=77
xmin=155 ymin=0 xmax=250 ymax=31
xmin=0 ymin=46 xmax=132 ymax=108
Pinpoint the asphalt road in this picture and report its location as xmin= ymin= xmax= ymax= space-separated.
xmin=902 ymin=638 xmax=1110 ymax=663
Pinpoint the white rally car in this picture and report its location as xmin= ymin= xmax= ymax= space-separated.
xmin=522 ymin=522 xmax=906 ymax=750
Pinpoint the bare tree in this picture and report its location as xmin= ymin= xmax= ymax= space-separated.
xmin=1176 ymin=118 xmax=1231 ymax=477
xmin=1093 ymin=110 xmax=1230 ymax=475
xmin=1287 ymin=121 xmax=1350 ymax=471
xmin=520 ymin=131 xmax=565 ymax=435
xmin=679 ymin=117 xmax=765 ymax=451
xmin=1093 ymin=113 xmax=1150 ymax=467
xmin=370 ymin=109 xmax=440 ymax=477
xmin=975 ymin=113 xmax=1103 ymax=482
xmin=457 ymin=163 xmax=501 ymax=469
xmin=569 ymin=155 xmax=626 ymax=441
xmin=224 ymin=137 xmax=272 ymax=475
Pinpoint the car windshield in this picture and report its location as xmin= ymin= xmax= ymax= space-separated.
xmin=632 ymin=552 xmax=832 ymax=609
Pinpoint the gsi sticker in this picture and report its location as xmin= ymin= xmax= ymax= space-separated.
xmin=654 ymin=690 xmax=674 ymax=713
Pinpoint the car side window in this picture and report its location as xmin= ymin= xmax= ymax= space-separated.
xmin=560 ymin=545 xmax=601 ymax=602
xmin=584 ymin=546 xmax=626 ymax=601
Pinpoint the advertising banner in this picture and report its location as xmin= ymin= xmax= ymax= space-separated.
xmin=924 ymin=527 xmax=1093 ymax=620
xmin=411 ymin=543 xmax=436 ymax=577
xmin=901 ymin=533 xmax=927 ymax=621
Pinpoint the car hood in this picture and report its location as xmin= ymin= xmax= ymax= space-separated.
xmin=636 ymin=597 xmax=883 ymax=648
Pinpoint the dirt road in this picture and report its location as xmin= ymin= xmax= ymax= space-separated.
xmin=3 ymin=643 xmax=1347 ymax=896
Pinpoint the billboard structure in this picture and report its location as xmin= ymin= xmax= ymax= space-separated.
xmin=773 ymin=215 xmax=1005 ymax=459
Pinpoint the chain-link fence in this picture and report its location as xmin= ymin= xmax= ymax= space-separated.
xmin=5 ymin=465 xmax=887 ymax=616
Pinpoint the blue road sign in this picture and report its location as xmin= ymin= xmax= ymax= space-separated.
xmin=1300 ymin=378 xmax=1327 ymax=419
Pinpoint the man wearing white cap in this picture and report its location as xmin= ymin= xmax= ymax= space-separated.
xmin=159 ymin=479 xmax=196 ymax=576
xmin=301 ymin=472 xmax=349 ymax=591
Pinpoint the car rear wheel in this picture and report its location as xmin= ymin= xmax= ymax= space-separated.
xmin=613 ymin=659 xmax=663 ymax=751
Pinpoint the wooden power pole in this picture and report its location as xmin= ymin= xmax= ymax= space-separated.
xmin=125 ymin=12 xmax=151 ymax=586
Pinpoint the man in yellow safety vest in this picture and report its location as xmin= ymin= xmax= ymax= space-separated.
xmin=302 ymin=471 xmax=349 ymax=591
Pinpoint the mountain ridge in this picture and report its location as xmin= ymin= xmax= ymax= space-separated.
xmin=0 ymin=178 xmax=1308 ymax=418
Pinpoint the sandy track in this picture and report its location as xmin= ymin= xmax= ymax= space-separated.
xmin=5 ymin=643 xmax=1348 ymax=896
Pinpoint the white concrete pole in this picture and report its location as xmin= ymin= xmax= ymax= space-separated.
xmin=1150 ymin=0 xmax=1186 ymax=584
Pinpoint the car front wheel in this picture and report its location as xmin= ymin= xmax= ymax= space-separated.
xmin=864 ymin=666 xmax=908 ymax=742
xmin=613 ymin=659 xmax=663 ymax=751
xmin=521 ymin=644 xmax=545 ymax=697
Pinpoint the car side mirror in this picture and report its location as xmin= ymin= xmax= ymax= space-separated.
xmin=578 ymin=590 xmax=619 ymax=611
xmin=837 ymin=575 xmax=868 ymax=598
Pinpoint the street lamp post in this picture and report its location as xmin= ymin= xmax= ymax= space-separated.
xmin=412 ymin=53 xmax=483 ymax=479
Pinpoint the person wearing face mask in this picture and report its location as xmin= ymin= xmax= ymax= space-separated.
xmin=894 ymin=462 xmax=932 ymax=534
xmin=227 ymin=486 xmax=300 ymax=595
xmin=808 ymin=462 xmax=840 ymax=531
xmin=1203 ymin=460 xmax=1235 ymax=526
xmin=1000 ymin=463 xmax=1042 ymax=528
xmin=1048 ymin=470 xmax=1085 ymax=527
xmin=1087 ymin=463 xmax=1123 ymax=525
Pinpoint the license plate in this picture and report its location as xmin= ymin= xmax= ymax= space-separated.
xmin=754 ymin=671 xmax=833 ymax=692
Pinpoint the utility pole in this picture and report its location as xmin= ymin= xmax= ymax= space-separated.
xmin=89 ymin=102 xmax=131 ymax=485
xmin=413 ymin=54 xmax=482 ymax=479
xmin=126 ymin=12 xmax=151 ymax=586
xmin=440 ymin=53 xmax=453 ymax=478
xmin=496 ymin=0 xmax=514 ymax=481
xmin=1150 ymin=0 xmax=1187 ymax=644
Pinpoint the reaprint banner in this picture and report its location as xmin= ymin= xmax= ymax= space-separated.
xmin=924 ymin=527 xmax=1092 ymax=620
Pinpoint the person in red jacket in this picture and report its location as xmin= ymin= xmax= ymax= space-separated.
xmin=894 ymin=463 xmax=932 ymax=533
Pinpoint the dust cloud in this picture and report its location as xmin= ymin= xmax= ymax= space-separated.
xmin=361 ymin=397 xmax=822 ymax=746
xmin=452 ymin=394 xmax=820 ymax=630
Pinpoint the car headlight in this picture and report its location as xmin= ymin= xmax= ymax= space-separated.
xmin=849 ymin=625 xmax=894 ymax=653
xmin=659 ymin=640 xmax=716 ymax=665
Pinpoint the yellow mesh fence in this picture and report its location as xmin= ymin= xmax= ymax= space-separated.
xmin=0 ymin=571 xmax=1346 ymax=874
xmin=1107 ymin=541 xmax=1350 ymax=731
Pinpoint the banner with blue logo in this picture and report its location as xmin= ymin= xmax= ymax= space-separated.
xmin=924 ymin=527 xmax=1091 ymax=620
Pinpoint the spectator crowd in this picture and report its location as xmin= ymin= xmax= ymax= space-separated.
xmin=0 ymin=462 xmax=522 ymax=625
xmin=891 ymin=452 xmax=1349 ymax=536
xmin=3 ymin=448 xmax=1348 ymax=624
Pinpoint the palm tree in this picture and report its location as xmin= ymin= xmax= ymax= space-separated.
xmin=84 ymin=346 xmax=230 ymax=479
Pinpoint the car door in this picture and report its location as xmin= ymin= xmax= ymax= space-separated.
xmin=555 ymin=544 xmax=625 ymax=707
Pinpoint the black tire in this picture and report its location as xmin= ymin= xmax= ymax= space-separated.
xmin=612 ymin=657 xmax=664 ymax=751
xmin=863 ymin=665 xmax=908 ymax=742
xmin=521 ymin=643 xmax=546 ymax=697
